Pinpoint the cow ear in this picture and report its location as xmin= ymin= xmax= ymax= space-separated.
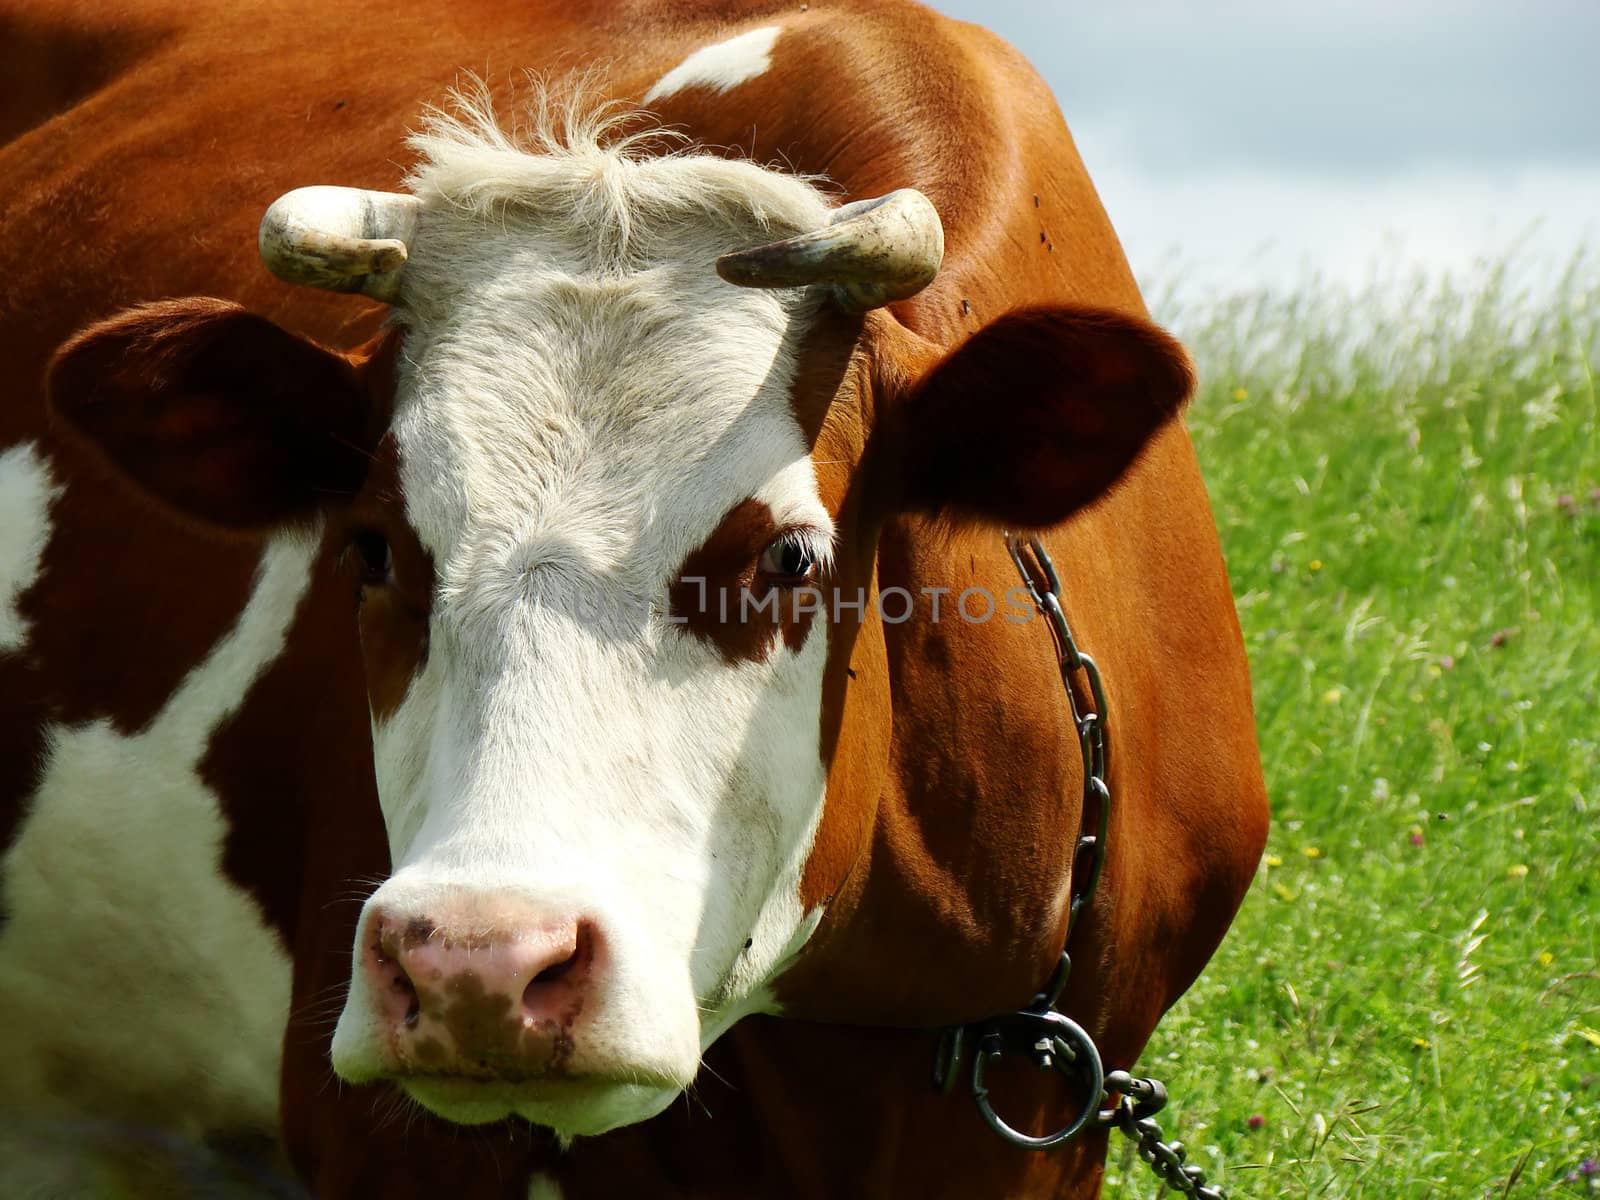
xmin=884 ymin=304 xmax=1194 ymax=528
xmin=47 ymin=297 xmax=382 ymax=532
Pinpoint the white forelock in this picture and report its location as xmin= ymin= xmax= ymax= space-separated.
xmin=403 ymin=80 xmax=830 ymax=283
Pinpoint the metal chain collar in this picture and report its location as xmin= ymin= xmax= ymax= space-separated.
xmin=929 ymin=534 xmax=1226 ymax=1200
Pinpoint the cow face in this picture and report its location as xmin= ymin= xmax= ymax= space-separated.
xmin=328 ymin=150 xmax=846 ymax=1134
xmin=48 ymin=113 xmax=1191 ymax=1137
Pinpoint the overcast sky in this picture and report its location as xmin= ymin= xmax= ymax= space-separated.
xmin=926 ymin=1 xmax=1600 ymax=297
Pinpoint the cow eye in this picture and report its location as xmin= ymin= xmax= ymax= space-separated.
xmin=757 ymin=532 xmax=818 ymax=584
xmin=350 ymin=530 xmax=392 ymax=587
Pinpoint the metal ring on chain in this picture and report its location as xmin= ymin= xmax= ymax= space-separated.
xmin=968 ymin=1010 xmax=1104 ymax=1150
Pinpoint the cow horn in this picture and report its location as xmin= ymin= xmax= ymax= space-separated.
xmin=715 ymin=188 xmax=944 ymax=312
xmin=258 ymin=186 xmax=421 ymax=303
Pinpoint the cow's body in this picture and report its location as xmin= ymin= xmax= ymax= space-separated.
xmin=0 ymin=1 xmax=1267 ymax=1196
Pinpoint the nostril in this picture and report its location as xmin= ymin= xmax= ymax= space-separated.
xmin=371 ymin=922 xmax=422 ymax=1027
xmin=531 ymin=954 xmax=577 ymax=986
xmin=523 ymin=921 xmax=594 ymax=1000
xmin=391 ymin=970 xmax=420 ymax=1026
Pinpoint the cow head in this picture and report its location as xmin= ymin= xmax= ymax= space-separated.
xmin=48 ymin=105 xmax=1191 ymax=1136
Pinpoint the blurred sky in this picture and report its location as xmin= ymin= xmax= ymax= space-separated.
xmin=925 ymin=0 xmax=1600 ymax=297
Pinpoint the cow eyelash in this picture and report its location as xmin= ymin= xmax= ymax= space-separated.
xmin=757 ymin=529 xmax=826 ymax=585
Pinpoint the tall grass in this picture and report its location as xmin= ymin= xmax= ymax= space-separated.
xmin=1105 ymin=260 xmax=1600 ymax=1198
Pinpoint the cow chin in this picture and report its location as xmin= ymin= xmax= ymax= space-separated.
xmin=330 ymin=1018 xmax=697 ymax=1135
xmin=329 ymin=986 xmax=701 ymax=1133
xmin=400 ymin=1075 xmax=682 ymax=1136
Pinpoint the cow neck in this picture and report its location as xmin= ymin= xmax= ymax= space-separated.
xmin=922 ymin=538 xmax=1232 ymax=1200
xmin=930 ymin=533 xmax=1114 ymax=1149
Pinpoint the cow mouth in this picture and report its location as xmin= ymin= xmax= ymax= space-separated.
xmin=399 ymin=1073 xmax=683 ymax=1135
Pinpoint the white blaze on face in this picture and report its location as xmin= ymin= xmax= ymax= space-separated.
xmin=0 ymin=441 xmax=63 ymax=653
xmin=643 ymin=26 xmax=783 ymax=104
xmin=332 ymin=109 xmax=841 ymax=1133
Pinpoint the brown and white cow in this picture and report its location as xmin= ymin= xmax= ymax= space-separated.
xmin=2 ymin=0 xmax=1267 ymax=1195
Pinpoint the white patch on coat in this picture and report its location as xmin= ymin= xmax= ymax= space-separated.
xmin=527 ymin=1174 xmax=565 ymax=1200
xmin=643 ymin=26 xmax=783 ymax=104
xmin=0 ymin=441 xmax=63 ymax=653
xmin=331 ymin=98 xmax=836 ymax=1136
xmin=0 ymin=532 xmax=316 ymax=1173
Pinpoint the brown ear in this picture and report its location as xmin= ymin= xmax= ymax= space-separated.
xmin=885 ymin=304 xmax=1193 ymax=528
xmin=47 ymin=297 xmax=382 ymax=531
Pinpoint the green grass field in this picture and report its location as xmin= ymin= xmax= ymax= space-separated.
xmin=1103 ymin=263 xmax=1600 ymax=1199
